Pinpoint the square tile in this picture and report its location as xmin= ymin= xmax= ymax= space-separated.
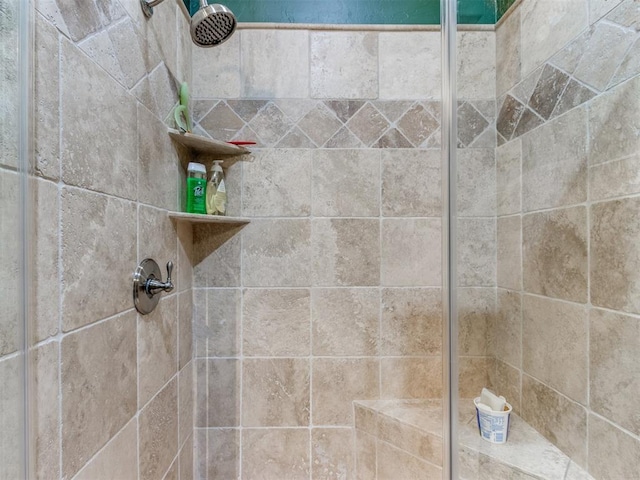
xmin=381 ymin=288 xmax=442 ymax=356
xmin=243 ymin=359 xmax=310 ymax=427
xmin=243 ymin=289 xmax=311 ymax=356
xmin=312 ymin=358 xmax=379 ymax=426
xmin=312 ymin=288 xmax=379 ymax=356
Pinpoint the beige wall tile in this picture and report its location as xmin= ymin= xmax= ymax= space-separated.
xmin=60 ymin=39 xmax=137 ymax=199
xmin=457 ymin=148 xmax=496 ymax=217
xmin=164 ymin=458 xmax=178 ymax=480
xmin=138 ymin=104 xmax=180 ymax=211
xmin=73 ymin=419 xmax=137 ymax=480
xmin=207 ymin=429 xmax=239 ymax=480
xmin=178 ymin=290 xmax=192 ymax=369
xmin=242 ymin=429 xmax=310 ymax=480
xmin=589 ymin=75 xmax=640 ymax=166
xmin=312 ymin=150 xmax=380 ymax=217
xmin=31 ymin=178 xmax=59 ymax=342
xmin=589 ymin=0 xmax=625 ymax=23
xmin=313 ymin=358 xmax=379 ymax=426
xmin=179 ymin=434 xmax=193 ymax=480
xmin=379 ymin=32 xmax=441 ymax=100
xmin=493 ymin=289 xmax=521 ymax=367
xmin=573 ymin=22 xmax=635 ymax=91
xmin=313 ymin=219 xmax=380 ymax=286
xmin=244 ymin=288 xmax=311 ymax=356
xmin=61 ymin=187 xmax=136 ymax=331
xmin=590 ymin=308 xmax=640 ymax=435
xmin=179 ymin=363 xmax=193 ymax=448
xmin=310 ymin=32 xmax=378 ymax=99
xmin=138 ymin=204 xmax=177 ymax=277
xmin=381 ymin=288 xmax=442 ymax=356
xmin=31 ymin=343 xmax=60 ymax=479
xmin=377 ymin=442 xmax=442 ymax=480
xmin=520 ymin=0 xmax=588 ymax=78
xmin=459 ymin=357 xmax=492 ymax=399
xmin=243 ymin=219 xmax=312 ymax=287
xmin=192 ymin=33 xmax=240 ymax=98
xmin=522 ymin=374 xmax=587 ymax=467
xmin=591 ymin=197 xmax=640 ymax=314
xmin=355 ymin=431 xmax=376 ymax=480
xmin=0 ymin=171 xmax=19 ymax=356
xmin=381 ymin=218 xmax=442 ymax=287
xmin=195 ymin=288 xmax=240 ymax=357
xmin=497 ymin=216 xmax=522 ymax=290
xmin=496 ymin=139 xmax=522 ymax=216
xmin=193 ymin=224 xmax=242 ymax=288
xmin=242 ymin=149 xmax=312 ymax=217
xmin=0 ymin=356 xmax=22 ymax=479
xmin=242 ymin=30 xmax=309 ymax=98
xmin=588 ymin=414 xmax=640 ymax=480
xmin=138 ymin=295 xmax=178 ymax=407
xmin=243 ymin=359 xmax=310 ymax=427
xmin=457 ymin=288 xmax=493 ymax=357
xmin=177 ymin=221 xmax=193 ymax=293
xmin=382 ymin=149 xmax=441 ymax=217
xmin=381 ymin=358 xmax=442 ymax=399
xmin=313 ymin=288 xmax=379 ymax=356
xmin=312 ymin=428 xmax=355 ymax=480
xmin=457 ymin=218 xmax=496 ymax=287
xmin=489 ymin=359 xmax=521 ymax=414
xmin=496 ymin=7 xmax=521 ymax=96
xmin=197 ymin=359 xmax=240 ymax=428
xmin=61 ymin=312 xmax=137 ymax=479
xmin=457 ymin=31 xmax=496 ymax=100
xmin=139 ymin=378 xmax=178 ymax=480
xmin=521 ymin=106 xmax=587 ymax=212
xmin=34 ymin=13 xmax=60 ymax=180
xmin=589 ymin=154 xmax=640 ymax=202
xmin=523 ymin=295 xmax=588 ymax=403
xmin=523 ymin=207 xmax=588 ymax=303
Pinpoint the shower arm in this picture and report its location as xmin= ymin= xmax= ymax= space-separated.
xmin=140 ymin=0 xmax=168 ymax=18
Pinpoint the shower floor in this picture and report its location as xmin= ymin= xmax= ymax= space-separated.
xmin=353 ymin=399 xmax=592 ymax=480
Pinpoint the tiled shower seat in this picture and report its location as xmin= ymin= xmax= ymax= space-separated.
xmin=353 ymin=399 xmax=593 ymax=480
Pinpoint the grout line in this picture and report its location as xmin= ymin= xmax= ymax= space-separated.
xmin=57 ymin=25 xmax=64 ymax=479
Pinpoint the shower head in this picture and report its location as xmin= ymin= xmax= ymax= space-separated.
xmin=140 ymin=0 xmax=237 ymax=48
xmin=190 ymin=0 xmax=237 ymax=48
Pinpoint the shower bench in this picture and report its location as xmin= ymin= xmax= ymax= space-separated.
xmin=352 ymin=399 xmax=592 ymax=480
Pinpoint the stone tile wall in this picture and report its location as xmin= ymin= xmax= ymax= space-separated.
xmin=29 ymin=0 xmax=193 ymax=478
xmin=0 ymin=0 xmax=25 ymax=476
xmin=493 ymin=0 xmax=640 ymax=475
xmin=190 ymin=28 xmax=496 ymax=479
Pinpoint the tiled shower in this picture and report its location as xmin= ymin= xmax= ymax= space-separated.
xmin=1 ymin=0 xmax=639 ymax=478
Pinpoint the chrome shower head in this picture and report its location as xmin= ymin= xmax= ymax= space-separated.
xmin=190 ymin=0 xmax=237 ymax=48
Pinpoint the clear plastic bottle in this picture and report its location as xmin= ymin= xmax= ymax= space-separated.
xmin=186 ymin=162 xmax=207 ymax=214
xmin=206 ymin=161 xmax=227 ymax=216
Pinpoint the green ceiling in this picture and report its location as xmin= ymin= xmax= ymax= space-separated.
xmin=186 ymin=0 xmax=517 ymax=24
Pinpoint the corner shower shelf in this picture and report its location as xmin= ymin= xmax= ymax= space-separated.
xmin=168 ymin=211 xmax=250 ymax=226
xmin=168 ymin=129 xmax=251 ymax=157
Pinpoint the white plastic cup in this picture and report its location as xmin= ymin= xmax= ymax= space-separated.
xmin=474 ymin=397 xmax=512 ymax=444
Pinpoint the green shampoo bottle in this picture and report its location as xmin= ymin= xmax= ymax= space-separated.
xmin=186 ymin=162 xmax=207 ymax=214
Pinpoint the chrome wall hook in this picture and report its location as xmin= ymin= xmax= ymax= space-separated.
xmin=133 ymin=258 xmax=174 ymax=315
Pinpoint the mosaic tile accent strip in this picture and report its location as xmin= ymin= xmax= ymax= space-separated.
xmin=497 ymin=3 xmax=640 ymax=145
xmin=194 ymin=98 xmax=495 ymax=149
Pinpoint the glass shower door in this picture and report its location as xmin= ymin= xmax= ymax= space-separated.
xmin=0 ymin=0 xmax=29 ymax=477
xmin=453 ymin=0 xmax=640 ymax=477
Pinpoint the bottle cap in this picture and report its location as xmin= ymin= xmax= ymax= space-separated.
xmin=213 ymin=161 xmax=223 ymax=172
xmin=187 ymin=162 xmax=206 ymax=174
